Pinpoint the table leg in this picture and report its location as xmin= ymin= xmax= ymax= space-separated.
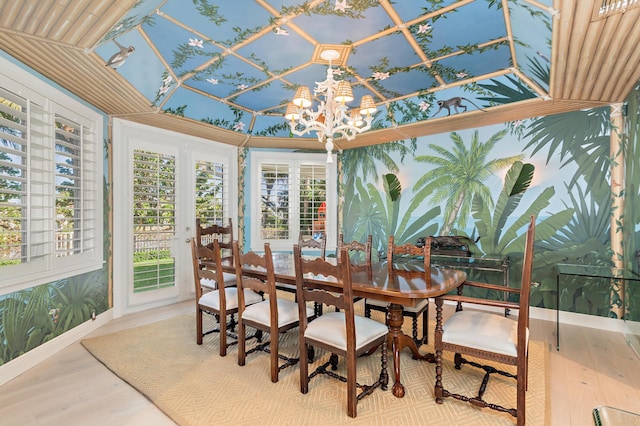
xmin=386 ymin=303 xmax=431 ymax=398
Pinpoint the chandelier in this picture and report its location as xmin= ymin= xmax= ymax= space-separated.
xmin=284 ymin=49 xmax=377 ymax=163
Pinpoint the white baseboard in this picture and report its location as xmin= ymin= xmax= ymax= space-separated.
xmin=0 ymin=309 xmax=114 ymax=387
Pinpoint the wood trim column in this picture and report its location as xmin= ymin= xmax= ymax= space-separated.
xmin=237 ymin=147 xmax=248 ymax=253
xmin=609 ymin=102 xmax=624 ymax=319
xmin=107 ymin=117 xmax=114 ymax=308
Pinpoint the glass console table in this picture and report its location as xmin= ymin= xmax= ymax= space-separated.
xmin=431 ymin=253 xmax=510 ymax=314
xmin=555 ymin=263 xmax=640 ymax=353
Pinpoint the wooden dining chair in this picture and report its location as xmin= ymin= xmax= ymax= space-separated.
xmin=433 ymin=216 xmax=535 ymax=426
xmin=195 ymin=218 xmax=236 ymax=290
xmin=298 ymin=232 xmax=326 ymax=259
xmin=334 ymin=233 xmax=371 ymax=310
xmin=337 ymin=233 xmax=372 ymax=265
xmin=279 ymin=233 xmax=327 ymax=310
xmin=233 ymin=241 xmax=314 ymax=383
xmin=364 ymin=235 xmax=432 ymax=346
xmin=293 ymin=245 xmax=388 ymax=418
xmin=190 ymin=238 xmax=262 ymax=356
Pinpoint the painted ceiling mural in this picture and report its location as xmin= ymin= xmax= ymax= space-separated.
xmin=94 ymin=0 xmax=552 ymax=137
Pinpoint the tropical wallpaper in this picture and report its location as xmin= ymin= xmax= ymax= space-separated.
xmin=340 ymin=82 xmax=640 ymax=324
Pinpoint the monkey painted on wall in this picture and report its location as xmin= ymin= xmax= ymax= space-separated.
xmin=432 ymin=97 xmax=487 ymax=116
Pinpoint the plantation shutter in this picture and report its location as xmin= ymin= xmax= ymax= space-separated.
xmin=0 ymin=86 xmax=52 ymax=267
xmin=132 ymin=149 xmax=177 ymax=293
xmin=259 ymin=162 xmax=291 ymax=241
xmin=250 ymin=152 xmax=335 ymax=252
xmin=194 ymin=159 xmax=228 ymax=227
xmin=54 ymin=111 xmax=99 ymax=257
xmin=1 ymin=58 xmax=103 ymax=292
xmin=298 ymin=164 xmax=327 ymax=240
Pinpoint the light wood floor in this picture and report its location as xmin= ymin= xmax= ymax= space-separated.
xmin=0 ymin=301 xmax=639 ymax=425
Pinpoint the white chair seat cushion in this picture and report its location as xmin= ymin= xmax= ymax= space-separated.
xmin=242 ymin=299 xmax=314 ymax=328
xmin=305 ymin=312 xmax=388 ymax=351
xmin=442 ymin=310 xmax=528 ymax=357
xmin=365 ymin=298 xmax=428 ymax=313
xmin=200 ymin=272 xmax=237 ymax=290
xmin=199 ymin=287 xmax=262 ymax=311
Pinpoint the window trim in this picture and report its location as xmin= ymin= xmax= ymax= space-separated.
xmin=0 ymin=55 xmax=104 ymax=294
xmin=249 ymin=151 xmax=337 ymax=253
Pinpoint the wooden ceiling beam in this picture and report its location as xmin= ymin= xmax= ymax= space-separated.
xmin=584 ymin=12 xmax=622 ymax=100
xmin=571 ymin=13 xmax=606 ymax=100
xmin=603 ymin=9 xmax=640 ymax=101
xmin=562 ymin=1 xmax=593 ymax=100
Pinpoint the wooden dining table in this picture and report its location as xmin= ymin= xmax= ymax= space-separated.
xmin=221 ymin=253 xmax=467 ymax=398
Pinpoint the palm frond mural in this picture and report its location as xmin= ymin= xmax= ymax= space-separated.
xmin=524 ymin=108 xmax=611 ymax=190
xmin=340 ymin=140 xmax=417 ymax=251
xmin=471 ymin=161 xmax=574 ymax=257
xmin=411 ymin=129 xmax=523 ymax=235
xmin=0 ymin=286 xmax=55 ymax=362
xmin=352 ymin=174 xmax=441 ymax=256
xmin=337 ymin=91 xmax=640 ymax=319
xmin=622 ymin=83 xmax=640 ymax=323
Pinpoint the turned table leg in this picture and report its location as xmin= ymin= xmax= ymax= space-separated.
xmin=387 ymin=303 xmax=427 ymax=398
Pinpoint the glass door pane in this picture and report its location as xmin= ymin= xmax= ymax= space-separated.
xmin=132 ymin=149 xmax=176 ymax=293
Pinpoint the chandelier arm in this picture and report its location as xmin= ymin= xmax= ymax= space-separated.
xmin=292 ymin=113 xmax=331 ymax=136
xmin=284 ymin=53 xmax=377 ymax=163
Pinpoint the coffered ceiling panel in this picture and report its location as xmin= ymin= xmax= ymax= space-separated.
xmin=0 ymin=0 xmax=638 ymax=149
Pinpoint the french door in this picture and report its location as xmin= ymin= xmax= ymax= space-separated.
xmin=112 ymin=119 xmax=236 ymax=316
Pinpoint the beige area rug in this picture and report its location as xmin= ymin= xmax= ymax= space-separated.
xmin=81 ymin=312 xmax=548 ymax=426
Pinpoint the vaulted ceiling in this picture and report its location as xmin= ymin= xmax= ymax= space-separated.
xmin=1 ymin=0 xmax=639 ymax=152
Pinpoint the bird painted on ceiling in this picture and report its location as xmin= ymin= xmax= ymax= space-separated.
xmin=106 ymin=39 xmax=135 ymax=68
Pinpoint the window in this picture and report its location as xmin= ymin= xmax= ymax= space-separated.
xmin=195 ymin=158 xmax=227 ymax=226
xmin=298 ymin=164 xmax=327 ymax=240
xmin=250 ymin=151 xmax=336 ymax=252
xmin=132 ymin=150 xmax=176 ymax=293
xmin=0 ymin=58 xmax=103 ymax=293
xmin=55 ymin=112 xmax=98 ymax=258
xmin=259 ymin=162 xmax=291 ymax=241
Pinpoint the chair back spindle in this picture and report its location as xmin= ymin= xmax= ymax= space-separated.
xmin=387 ymin=235 xmax=432 ymax=283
